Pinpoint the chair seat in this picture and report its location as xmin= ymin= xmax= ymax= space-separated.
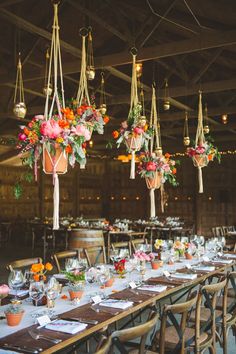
xmin=216 ymin=295 xmax=235 ymax=310
xmin=155 ymin=326 xmax=208 ymax=350
xmin=189 ymin=307 xmax=222 ymax=323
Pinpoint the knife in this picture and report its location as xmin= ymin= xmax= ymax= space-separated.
xmin=2 ymin=343 xmax=43 ymax=353
xmin=62 ymin=317 xmax=98 ymax=325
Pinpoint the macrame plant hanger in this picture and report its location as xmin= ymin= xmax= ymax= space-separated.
xmin=128 ymin=48 xmax=140 ymax=179
xmin=43 ymin=0 xmax=66 ymax=230
xmin=194 ymin=91 xmax=207 ymax=194
xmin=13 ymin=53 xmax=27 ymax=119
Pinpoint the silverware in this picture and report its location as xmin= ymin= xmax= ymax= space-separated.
xmin=2 ymin=343 xmax=43 ymax=353
xmin=62 ymin=317 xmax=98 ymax=325
xmin=28 ymin=329 xmax=62 ymax=344
xmin=90 ymin=305 xmax=119 ymax=316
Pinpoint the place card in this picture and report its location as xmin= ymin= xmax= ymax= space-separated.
xmin=129 ymin=281 xmax=137 ymax=289
xmin=163 ymin=270 xmax=170 ymax=277
xmin=37 ymin=314 xmax=51 ymax=327
xmin=92 ymin=295 xmax=102 ymax=304
xmin=203 ymin=256 xmax=210 ymax=262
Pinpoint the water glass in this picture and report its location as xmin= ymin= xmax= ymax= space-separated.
xmin=29 ymin=281 xmax=45 ymax=307
xmin=8 ymin=270 xmax=25 ymax=298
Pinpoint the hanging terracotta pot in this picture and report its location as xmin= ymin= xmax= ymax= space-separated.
xmin=43 ymin=144 xmax=68 ymax=174
xmin=125 ymin=135 xmax=142 ymax=151
xmin=145 ymin=171 xmax=162 ymax=189
xmin=192 ymin=154 xmax=209 ymax=168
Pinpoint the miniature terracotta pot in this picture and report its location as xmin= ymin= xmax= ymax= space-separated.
xmin=185 ymin=253 xmax=193 ymax=260
xmin=68 ymin=290 xmax=84 ymax=300
xmin=5 ymin=311 xmax=24 ymax=326
xmin=151 ymin=261 xmax=160 ymax=270
xmin=105 ymin=278 xmax=114 ymax=287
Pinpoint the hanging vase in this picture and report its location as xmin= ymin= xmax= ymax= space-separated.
xmin=43 ymin=144 xmax=68 ymax=175
xmin=192 ymin=154 xmax=208 ymax=168
xmin=145 ymin=171 xmax=162 ymax=189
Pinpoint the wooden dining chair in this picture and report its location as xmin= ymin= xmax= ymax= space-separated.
xmin=94 ymin=336 xmax=112 ymax=354
xmin=111 ymin=241 xmax=131 ymax=257
xmin=234 ymin=242 xmax=236 ymax=252
xmin=151 ymin=291 xmax=198 ymax=354
xmin=112 ymin=311 xmax=158 ymax=354
xmin=131 ymin=238 xmax=148 ymax=253
xmin=51 ymin=250 xmax=80 ymax=273
xmin=6 ymin=257 xmax=42 ymax=272
xmin=84 ymin=245 xmax=107 ymax=267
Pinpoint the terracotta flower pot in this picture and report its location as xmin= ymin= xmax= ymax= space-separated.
xmin=125 ymin=135 xmax=142 ymax=151
xmin=43 ymin=144 xmax=68 ymax=174
xmin=193 ymin=154 xmax=208 ymax=168
xmin=5 ymin=311 xmax=24 ymax=326
xmin=185 ymin=253 xmax=193 ymax=260
xmin=151 ymin=261 xmax=160 ymax=270
xmin=68 ymin=290 xmax=84 ymax=301
xmin=105 ymin=278 xmax=114 ymax=287
xmin=145 ymin=171 xmax=162 ymax=189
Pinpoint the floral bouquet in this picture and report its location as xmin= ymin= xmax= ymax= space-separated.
xmin=184 ymin=242 xmax=196 ymax=256
xmin=186 ymin=138 xmax=220 ymax=168
xmin=30 ymin=262 xmax=53 ymax=282
xmin=114 ymin=259 xmax=126 ymax=278
xmin=133 ymin=251 xmax=155 ymax=262
xmin=173 ymin=240 xmax=185 ymax=257
xmin=154 ymin=239 xmax=164 ymax=250
xmin=138 ymin=151 xmax=179 ymax=188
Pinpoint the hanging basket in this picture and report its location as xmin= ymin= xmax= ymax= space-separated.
xmin=192 ymin=154 xmax=209 ymax=168
xmin=125 ymin=134 xmax=142 ymax=151
xmin=145 ymin=171 xmax=162 ymax=190
xmin=43 ymin=144 xmax=68 ymax=175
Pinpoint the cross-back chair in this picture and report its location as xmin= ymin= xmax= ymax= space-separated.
xmin=6 ymin=257 xmax=42 ymax=272
xmin=51 ymin=250 xmax=80 ymax=273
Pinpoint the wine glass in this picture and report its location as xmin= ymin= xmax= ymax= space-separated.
xmin=125 ymin=261 xmax=133 ymax=284
xmin=110 ymin=249 xmax=119 ymax=264
xmin=29 ymin=281 xmax=45 ymax=307
xmin=65 ymin=258 xmax=79 ymax=272
xmin=97 ymin=269 xmax=110 ymax=299
xmin=24 ymin=270 xmax=33 ymax=288
xmin=85 ymin=267 xmax=97 ymax=287
xmin=8 ymin=270 xmax=24 ymax=299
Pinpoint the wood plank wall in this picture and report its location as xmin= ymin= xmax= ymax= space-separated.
xmin=0 ymin=155 xmax=235 ymax=236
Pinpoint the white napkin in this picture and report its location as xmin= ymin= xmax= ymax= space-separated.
xmin=138 ymin=285 xmax=167 ymax=292
xmin=193 ymin=266 xmax=215 ymax=272
xmin=45 ymin=319 xmax=87 ymax=334
xmin=224 ymin=254 xmax=236 ymax=259
xmin=99 ymin=299 xmax=133 ymax=309
xmin=211 ymin=259 xmax=233 ymax=264
xmin=8 ymin=289 xmax=29 ymax=297
xmin=170 ymin=273 xmax=197 ymax=280
xmin=53 ymin=273 xmax=67 ymax=279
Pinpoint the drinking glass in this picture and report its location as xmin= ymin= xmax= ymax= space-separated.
xmin=125 ymin=261 xmax=133 ymax=284
xmin=24 ymin=270 xmax=34 ymax=288
xmin=8 ymin=270 xmax=25 ymax=299
xmin=97 ymin=269 xmax=110 ymax=299
xmin=29 ymin=281 xmax=45 ymax=307
xmin=65 ymin=258 xmax=79 ymax=272
xmin=85 ymin=268 xmax=97 ymax=287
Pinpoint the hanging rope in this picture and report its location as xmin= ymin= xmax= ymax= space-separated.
xmin=150 ymin=85 xmax=161 ymax=153
xmin=129 ymin=49 xmax=139 ymax=113
xmin=76 ymin=30 xmax=91 ymax=106
xmin=14 ymin=55 xmax=25 ymax=104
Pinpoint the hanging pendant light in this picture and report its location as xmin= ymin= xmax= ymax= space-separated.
xmin=183 ymin=111 xmax=190 ymax=146
xmin=43 ymin=48 xmax=53 ymax=96
xmin=203 ymin=104 xmax=210 ymax=134
xmin=163 ymin=78 xmax=170 ymax=111
xmin=13 ymin=53 xmax=27 ymax=119
xmin=99 ymin=72 xmax=107 ymax=115
xmin=86 ymin=27 xmax=95 ymax=80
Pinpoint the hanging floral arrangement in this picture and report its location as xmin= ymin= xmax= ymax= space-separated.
xmin=186 ymin=91 xmax=220 ymax=193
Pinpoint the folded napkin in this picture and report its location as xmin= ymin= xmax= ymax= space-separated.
xmin=211 ymin=259 xmax=233 ymax=264
xmin=99 ymin=299 xmax=133 ymax=309
xmin=224 ymin=254 xmax=236 ymax=259
xmin=45 ymin=319 xmax=87 ymax=334
xmin=138 ymin=285 xmax=167 ymax=292
xmin=170 ymin=273 xmax=197 ymax=280
xmin=8 ymin=289 xmax=29 ymax=297
xmin=193 ymin=266 xmax=215 ymax=272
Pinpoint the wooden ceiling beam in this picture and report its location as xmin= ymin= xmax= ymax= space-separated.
xmin=0 ymin=0 xmax=24 ymax=8
xmin=191 ymin=48 xmax=223 ymax=84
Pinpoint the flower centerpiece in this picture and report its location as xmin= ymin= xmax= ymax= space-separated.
xmin=186 ymin=138 xmax=220 ymax=168
xmin=154 ymin=239 xmax=164 ymax=261
xmin=138 ymin=151 xmax=179 ymax=188
xmin=5 ymin=303 xmax=24 ymax=327
xmin=30 ymin=262 xmax=53 ymax=282
xmin=184 ymin=242 xmax=196 ymax=260
xmin=114 ymin=259 xmax=126 ymax=278
xmin=134 ymin=251 xmax=155 ymax=274
xmin=63 ymin=270 xmax=85 ymax=301
xmin=173 ymin=240 xmax=185 ymax=259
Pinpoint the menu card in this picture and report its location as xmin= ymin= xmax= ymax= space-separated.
xmin=99 ymin=299 xmax=133 ymax=309
xmin=45 ymin=319 xmax=87 ymax=334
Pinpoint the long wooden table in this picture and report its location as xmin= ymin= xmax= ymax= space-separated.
xmin=0 ymin=253 xmax=235 ymax=354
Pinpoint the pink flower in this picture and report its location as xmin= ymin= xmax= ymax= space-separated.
xmin=133 ymin=127 xmax=144 ymax=135
xmin=163 ymin=164 xmax=171 ymax=172
xmin=73 ymin=125 xmax=91 ymax=141
xmin=0 ymin=284 xmax=9 ymax=295
xmin=40 ymin=119 xmax=62 ymax=139
xmin=146 ymin=161 xmax=157 ymax=171
xmin=121 ymin=121 xmax=128 ymax=129
xmin=18 ymin=133 xmax=27 ymax=141
xmin=196 ymin=145 xmax=205 ymax=154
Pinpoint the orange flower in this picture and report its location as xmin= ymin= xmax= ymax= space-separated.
xmin=144 ymin=124 xmax=148 ymax=131
xmin=61 ymin=294 xmax=68 ymax=300
xmin=33 ymin=274 xmax=46 ymax=282
xmin=165 ymin=153 xmax=171 ymax=159
xmin=58 ymin=120 xmax=69 ymax=129
xmin=112 ymin=130 xmax=119 ymax=139
xmin=23 ymin=127 xmax=30 ymax=136
xmin=31 ymin=263 xmax=44 ymax=273
xmin=208 ymin=154 xmax=213 ymax=161
xmin=172 ymin=168 xmax=177 ymax=174
xmin=103 ymin=115 xmax=110 ymax=124
xmin=33 ymin=274 xmax=40 ymax=282
xmin=45 ymin=262 xmax=53 ymax=271
xmin=65 ymin=145 xmax=72 ymax=154
xmin=62 ymin=108 xmax=74 ymax=121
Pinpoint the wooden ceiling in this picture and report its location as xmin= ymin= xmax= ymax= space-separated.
xmin=0 ymin=0 xmax=236 ymax=164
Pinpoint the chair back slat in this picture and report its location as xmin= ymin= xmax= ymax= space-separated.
xmin=52 ymin=250 xmax=79 ymax=273
xmin=7 ymin=257 xmax=42 ymax=272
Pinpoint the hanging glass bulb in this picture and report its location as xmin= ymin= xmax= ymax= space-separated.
xmin=183 ymin=111 xmax=190 ymax=146
xmin=13 ymin=54 xmax=27 ymax=118
xmin=222 ymin=114 xmax=228 ymax=124
xmin=86 ymin=28 xmax=95 ymax=80
xmin=43 ymin=48 xmax=53 ymax=96
xmin=135 ymin=62 xmax=143 ymax=78
xmin=163 ymin=78 xmax=170 ymax=111
xmin=99 ymin=72 xmax=107 ymax=115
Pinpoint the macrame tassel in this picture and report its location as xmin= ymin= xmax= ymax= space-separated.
xmin=150 ymin=188 xmax=156 ymax=218
xmin=198 ymin=166 xmax=203 ymax=193
xmin=160 ymin=184 xmax=165 ymax=213
xmin=53 ymin=173 xmax=60 ymax=230
xmin=130 ymin=151 xmax=136 ymax=179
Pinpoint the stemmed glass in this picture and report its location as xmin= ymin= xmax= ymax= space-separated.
xmin=8 ymin=270 xmax=25 ymax=299
xmin=29 ymin=281 xmax=45 ymax=307
xmin=97 ymin=269 xmax=110 ymax=299
xmin=125 ymin=261 xmax=133 ymax=284
xmin=24 ymin=270 xmax=34 ymax=288
xmin=85 ymin=267 xmax=97 ymax=288
xmin=65 ymin=258 xmax=79 ymax=272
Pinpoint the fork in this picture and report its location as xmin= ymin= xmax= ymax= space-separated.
xmin=28 ymin=329 xmax=62 ymax=344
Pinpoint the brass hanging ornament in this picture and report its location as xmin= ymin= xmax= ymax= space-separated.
xmin=183 ymin=111 xmax=190 ymax=146
xmin=13 ymin=54 xmax=27 ymax=118
xmin=99 ymin=72 xmax=107 ymax=115
xmin=203 ymin=104 xmax=210 ymax=134
xmin=163 ymin=78 xmax=170 ymax=111
xmin=43 ymin=48 xmax=53 ymax=96
xmin=86 ymin=28 xmax=95 ymax=80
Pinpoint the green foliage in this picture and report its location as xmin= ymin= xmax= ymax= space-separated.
xmin=13 ymin=182 xmax=23 ymax=199
xmin=63 ymin=270 xmax=85 ymax=284
xmin=5 ymin=304 xmax=23 ymax=314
